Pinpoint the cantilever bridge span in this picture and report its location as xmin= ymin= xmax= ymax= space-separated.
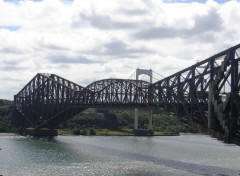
xmin=13 ymin=75 xmax=150 ymax=129
xmin=13 ymin=44 xmax=240 ymax=144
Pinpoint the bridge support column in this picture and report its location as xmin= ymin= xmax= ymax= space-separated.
xmin=208 ymin=83 xmax=216 ymax=130
xmin=25 ymin=128 xmax=58 ymax=137
xmin=148 ymin=109 xmax=153 ymax=130
xmin=134 ymin=108 xmax=138 ymax=130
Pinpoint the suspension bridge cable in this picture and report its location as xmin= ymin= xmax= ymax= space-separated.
xmin=128 ymin=70 xmax=136 ymax=80
xmin=153 ymin=70 xmax=165 ymax=79
xmin=140 ymin=74 xmax=147 ymax=80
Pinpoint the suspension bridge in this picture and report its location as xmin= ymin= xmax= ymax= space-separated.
xmin=12 ymin=44 xmax=240 ymax=145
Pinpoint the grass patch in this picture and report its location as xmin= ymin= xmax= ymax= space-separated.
xmin=58 ymin=129 xmax=74 ymax=135
xmin=96 ymin=128 xmax=133 ymax=136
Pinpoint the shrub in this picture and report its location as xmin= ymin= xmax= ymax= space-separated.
xmin=81 ymin=129 xmax=87 ymax=135
xmin=72 ymin=129 xmax=81 ymax=135
xmin=89 ymin=128 xmax=96 ymax=135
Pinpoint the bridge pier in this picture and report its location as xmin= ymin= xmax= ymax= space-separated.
xmin=208 ymin=84 xmax=216 ymax=130
xmin=25 ymin=128 xmax=58 ymax=137
xmin=133 ymin=68 xmax=154 ymax=135
xmin=134 ymin=108 xmax=153 ymax=130
xmin=133 ymin=108 xmax=154 ymax=136
xmin=148 ymin=109 xmax=153 ymax=130
xmin=134 ymin=108 xmax=139 ymax=130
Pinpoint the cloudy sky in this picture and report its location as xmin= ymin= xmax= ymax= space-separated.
xmin=0 ymin=0 xmax=240 ymax=100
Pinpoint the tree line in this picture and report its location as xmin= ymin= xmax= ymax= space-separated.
xmin=0 ymin=99 xmax=191 ymax=135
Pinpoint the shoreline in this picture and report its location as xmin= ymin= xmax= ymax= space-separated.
xmin=0 ymin=133 xmax=18 ymax=136
xmin=0 ymin=132 xmax=180 ymax=137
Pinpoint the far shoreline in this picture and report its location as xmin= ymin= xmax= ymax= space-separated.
xmin=0 ymin=133 xmax=18 ymax=136
xmin=0 ymin=131 xmax=180 ymax=137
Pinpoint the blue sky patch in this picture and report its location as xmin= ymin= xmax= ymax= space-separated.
xmin=0 ymin=25 xmax=21 ymax=31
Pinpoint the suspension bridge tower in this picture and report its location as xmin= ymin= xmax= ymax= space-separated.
xmin=134 ymin=68 xmax=153 ymax=135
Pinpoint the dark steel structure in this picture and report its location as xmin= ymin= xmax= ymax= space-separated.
xmin=13 ymin=44 xmax=240 ymax=144
xmin=149 ymin=44 xmax=240 ymax=143
xmin=13 ymin=73 xmax=86 ymax=129
xmin=13 ymin=75 xmax=149 ymax=129
xmin=83 ymin=79 xmax=149 ymax=107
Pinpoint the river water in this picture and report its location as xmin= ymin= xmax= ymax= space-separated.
xmin=0 ymin=134 xmax=240 ymax=176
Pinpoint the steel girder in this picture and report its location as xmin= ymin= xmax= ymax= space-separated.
xmin=13 ymin=44 xmax=240 ymax=143
xmin=13 ymin=76 xmax=150 ymax=129
xmin=149 ymin=44 xmax=240 ymax=142
xmin=83 ymin=79 xmax=150 ymax=107
xmin=13 ymin=73 xmax=86 ymax=129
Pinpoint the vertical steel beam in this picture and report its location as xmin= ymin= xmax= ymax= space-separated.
xmin=208 ymin=59 xmax=216 ymax=130
xmin=190 ymin=67 xmax=195 ymax=120
xmin=229 ymin=48 xmax=239 ymax=141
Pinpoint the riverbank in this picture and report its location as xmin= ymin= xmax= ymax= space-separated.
xmin=58 ymin=128 xmax=180 ymax=136
xmin=0 ymin=129 xmax=180 ymax=137
xmin=0 ymin=133 xmax=17 ymax=136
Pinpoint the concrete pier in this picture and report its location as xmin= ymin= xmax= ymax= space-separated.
xmin=134 ymin=108 xmax=138 ymax=130
xmin=132 ymin=129 xmax=154 ymax=136
xmin=25 ymin=128 xmax=58 ymax=137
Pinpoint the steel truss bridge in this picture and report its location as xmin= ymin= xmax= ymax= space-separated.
xmin=13 ymin=44 xmax=240 ymax=144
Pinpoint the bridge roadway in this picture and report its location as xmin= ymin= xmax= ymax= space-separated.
xmin=13 ymin=44 xmax=240 ymax=145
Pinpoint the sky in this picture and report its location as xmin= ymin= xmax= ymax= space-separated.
xmin=0 ymin=0 xmax=240 ymax=100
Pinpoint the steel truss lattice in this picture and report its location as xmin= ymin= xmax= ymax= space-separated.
xmin=13 ymin=75 xmax=149 ymax=129
xmin=13 ymin=44 xmax=240 ymax=143
xmin=149 ymin=44 xmax=240 ymax=142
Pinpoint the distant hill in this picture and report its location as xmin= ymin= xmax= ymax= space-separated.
xmin=0 ymin=99 xmax=188 ymax=135
xmin=0 ymin=99 xmax=13 ymax=132
xmin=0 ymin=99 xmax=13 ymax=106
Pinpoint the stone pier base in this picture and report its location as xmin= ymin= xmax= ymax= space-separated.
xmin=132 ymin=129 xmax=154 ymax=136
xmin=25 ymin=128 xmax=58 ymax=137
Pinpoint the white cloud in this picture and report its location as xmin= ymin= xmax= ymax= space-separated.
xmin=0 ymin=0 xmax=240 ymax=100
